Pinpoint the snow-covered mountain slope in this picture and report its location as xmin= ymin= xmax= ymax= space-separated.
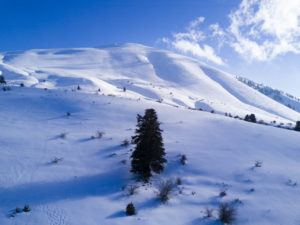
xmin=1 ymin=87 xmax=300 ymax=225
xmin=237 ymin=76 xmax=300 ymax=113
xmin=0 ymin=43 xmax=299 ymax=124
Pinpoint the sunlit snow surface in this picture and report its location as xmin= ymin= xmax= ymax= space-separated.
xmin=0 ymin=44 xmax=300 ymax=225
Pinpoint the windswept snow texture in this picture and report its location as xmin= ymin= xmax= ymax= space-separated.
xmin=0 ymin=87 xmax=300 ymax=225
xmin=0 ymin=43 xmax=299 ymax=123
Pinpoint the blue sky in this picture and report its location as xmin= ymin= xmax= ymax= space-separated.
xmin=1 ymin=0 xmax=300 ymax=96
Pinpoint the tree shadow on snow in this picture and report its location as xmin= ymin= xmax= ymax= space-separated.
xmin=0 ymin=168 xmax=126 ymax=209
xmin=106 ymin=210 xmax=126 ymax=219
xmin=186 ymin=217 xmax=222 ymax=225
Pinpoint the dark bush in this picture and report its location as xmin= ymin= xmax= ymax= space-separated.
xmin=218 ymin=202 xmax=236 ymax=224
xmin=176 ymin=177 xmax=182 ymax=185
xmin=255 ymin=161 xmax=262 ymax=167
xmin=180 ymin=154 xmax=187 ymax=165
xmin=23 ymin=205 xmax=30 ymax=212
xmin=219 ymin=190 xmax=227 ymax=197
xmin=66 ymin=112 xmax=71 ymax=116
xmin=126 ymin=203 xmax=136 ymax=215
xmin=52 ymin=157 xmax=63 ymax=164
xmin=0 ymin=75 xmax=6 ymax=84
xmin=20 ymin=83 xmax=24 ymax=87
xmin=15 ymin=207 xmax=21 ymax=213
xmin=244 ymin=114 xmax=256 ymax=123
xmin=60 ymin=133 xmax=66 ymax=139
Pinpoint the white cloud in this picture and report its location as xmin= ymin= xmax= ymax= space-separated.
xmin=161 ymin=16 xmax=225 ymax=65
xmin=188 ymin=17 xmax=205 ymax=29
xmin=172 ymin=39 xmax=225 ymax=66
xmin=161 ymin=0 xmax=300 ymax=64
xmin=228 ymin=0 xmax=300 ymax=61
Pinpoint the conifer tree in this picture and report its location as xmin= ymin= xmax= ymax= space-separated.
xmin=0 ymin=76 xmax=6 ymax=84
xmin=131 ymin=108 xmax=167 ymax=180
xmin=295 ymin=121 xmax=300 ymax=132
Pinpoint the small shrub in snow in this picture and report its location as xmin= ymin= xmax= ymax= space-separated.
xmin=121 ymin=159 xmax=127 ymax=164
xmin=10 ymin=212 xmax=15 ymax=217
xmin=128 ymin=185 xmax=138 ymax=195
xmin=60 ymin=133 xmax=67 ymax=139
xmin=176 ymin=177 xmax=182 ymax=185
xmin=121 ymin=139 xmax=130 ymax=147
xmin=96 ymin=131 xmax=105 ymax=139
xmin=15 ymin=207 xmax=21 ymax=213
xmin=23 ymin=205 xmax=30 ymax=212
xmin=66 ymin=112 xmax=71 ymax=116
xmin=211 ymin=110 xmax=215 ymax=113
xmin=205 ymin=208 xmax=214 ymax=218
xmin=158 ymin=179 xmax=174 ymax=203
xmin=77 ymin=85 xmax=81 ymax=90
xmin=20 ymin=83 xmax=24 ymax=87
xmin=2 ymin=87 xmax=11 ymax=91
xmin=180 ymin=154 xmax=187 ymax=165
xmin=219 ymin=190 xmax=227 ymax=197
xmin=295 ymin=121 xmax=300 ymax=132
xmin=218 ymin=202 xmax=236 ymax=224
xmin=254 ymin=161 xmax=262 ymax=167
xmin=51 ymin=157 xmax=63 ymax=164
xmin=232 ymin=198 xmax=243 ymax=205
xmin=126 ymin=203 xmax=136 ymax=215
xmin=123 ymin=87 xmax=126 ymax=92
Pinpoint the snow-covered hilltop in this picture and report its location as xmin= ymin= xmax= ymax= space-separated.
xmin=0 ymin=43 xmax=299 ymax=124
xmin=1 ymin=43 xmax=300 ymax=225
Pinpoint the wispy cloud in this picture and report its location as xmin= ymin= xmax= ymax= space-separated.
xmin=161 ymin=17 xmax=225 ymax=65
xmin=161 ymin=0 xmax=300 ymax=64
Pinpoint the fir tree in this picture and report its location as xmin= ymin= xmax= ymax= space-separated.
xmin=0 ymin=76 xmax=6 ymax=84
xmin=131 ymin=108 xmax=167 ymax=180
xmin=295 ymin=121 xmax=300 ymax=132
xmin=244 ymin=114 xmax=256 ymax=123
xmin=126 ymin=203 xmax=136 ymax=215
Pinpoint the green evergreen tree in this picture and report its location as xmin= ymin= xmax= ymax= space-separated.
xmin=295 ymin=121 xmax=300 ymax=132
xmin=0 ymin=76 xmax=6 ymax=84
xmin=126 ymin=202 xmax=136 ymax=215
xmin=131 ymin=109 xmax=167 ymax=181
xmin=244 ymin=114 xmax=256 ymax=123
